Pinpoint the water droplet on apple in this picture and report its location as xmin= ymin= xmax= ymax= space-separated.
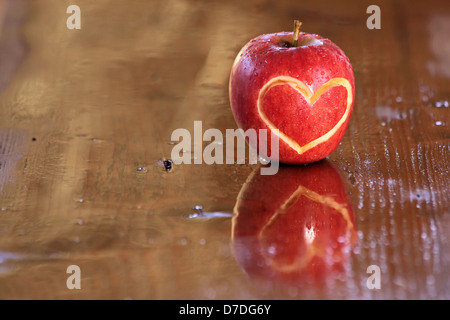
xmin=267 ymin=245 xmax=276 ymax=255
xmin=258 ymin=155 xmax=271 ymax=165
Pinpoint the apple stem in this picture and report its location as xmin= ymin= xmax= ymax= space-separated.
xmin=292 ymin=20 xmax=302 ymax=47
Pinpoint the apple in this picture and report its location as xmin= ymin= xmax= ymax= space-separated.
xmin=229 ymin=21 xmax=355 ymax=164
xmin=232 ymin=161 xmax=357 ymax=286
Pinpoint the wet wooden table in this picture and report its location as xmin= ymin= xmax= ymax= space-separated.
xmin=0 ymin=0 xmax=448 ymax=300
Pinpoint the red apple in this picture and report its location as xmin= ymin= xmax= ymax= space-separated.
xmin=229 ymin=21 xmax=355 ymax=164
xmin=232 ymin=161 xmax=357 ymax=286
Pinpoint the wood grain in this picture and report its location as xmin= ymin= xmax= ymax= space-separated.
xmin=0 ymin=0 xmax=448 ymax=299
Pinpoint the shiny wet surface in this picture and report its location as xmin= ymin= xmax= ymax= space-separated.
xmin=0 ymin=0 xmax=449 ymax=299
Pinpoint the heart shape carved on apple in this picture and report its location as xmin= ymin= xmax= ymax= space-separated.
xmin=229 ymin=23 xmax=355 ymax=164
xmin=232 ymin=161 xmax=357 ymax=286
xmin=258 ymin=76 xmax=353 ymax=155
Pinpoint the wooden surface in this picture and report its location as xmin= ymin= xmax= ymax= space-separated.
xmin=0 ymin=0 xmax=449 ymax=299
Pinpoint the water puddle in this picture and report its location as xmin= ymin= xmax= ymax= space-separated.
xmin=186 ymin=205 xmax=234 ymax=220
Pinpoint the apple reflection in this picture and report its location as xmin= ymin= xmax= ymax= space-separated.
xmin=232 ymin=160 xmax=357 ymax=286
